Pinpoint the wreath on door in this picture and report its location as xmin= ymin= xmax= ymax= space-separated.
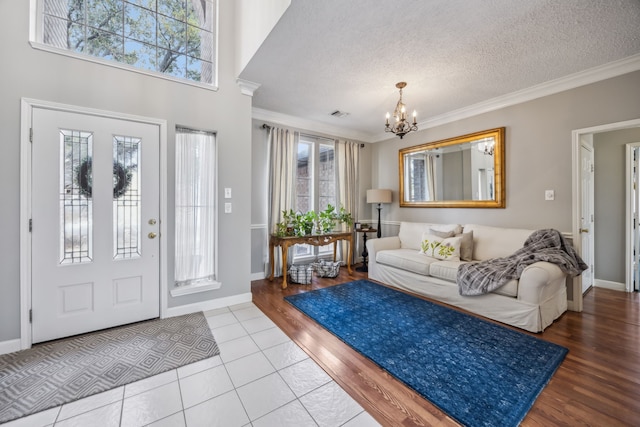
xmin=76 ymin=158 xmax=133 ymax=199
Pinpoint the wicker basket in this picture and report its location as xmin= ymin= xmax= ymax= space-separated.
xmin=314 ymin=259 xmax=341 ymax=278
xmin=288 ymin=264 xmax=314 ymax=284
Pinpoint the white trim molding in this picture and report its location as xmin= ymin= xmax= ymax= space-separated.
xmin=594 ymin=279 xmax=626 ymax=292
xmin=254 ymin=54 xmax=640 ymax=144
xmin=170 ymin=281 xmax=223 ymax=297
xmin=237 ymin=79 xmax=261 ymax=96
xmin=0 ymin=339 xmax=22 ymax=356
xmin=572 ymin=118 xmax=640 ymax=312
xmin=164 ymin=292 xmax=253 ymax=318
xmin=253 ymin=107 xmax=372 ymax=143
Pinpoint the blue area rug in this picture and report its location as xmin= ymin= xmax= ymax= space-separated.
xmin=285 ymin=280 xmax=568 ymax=427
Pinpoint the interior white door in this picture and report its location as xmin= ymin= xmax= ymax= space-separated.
xmin=633 ymin=147 xmax=640 ymax=291
xmin=580 ymin=143 xmax=595 ymax=294
xmin=31 ymin=107 xmax=160 ymax=343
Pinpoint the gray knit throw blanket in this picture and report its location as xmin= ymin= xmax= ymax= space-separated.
xmin=457 ymin=228 xmax=588 ymax=296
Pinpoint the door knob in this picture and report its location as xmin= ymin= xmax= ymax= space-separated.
xmin=580 ymin=228 xmax=589 ymax=233
xmin=148 ymin=232 xmax=157 ymax=239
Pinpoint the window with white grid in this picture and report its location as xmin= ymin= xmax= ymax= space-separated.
xmin=33 ymin=0 xmax=216 ymax=86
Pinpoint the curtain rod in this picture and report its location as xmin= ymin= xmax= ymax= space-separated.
xmin=261 ymin=123 xmax=271 ymax=130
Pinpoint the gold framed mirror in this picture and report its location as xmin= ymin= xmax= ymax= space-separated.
xmin=399 ymin=127 xmax=505 ymax=208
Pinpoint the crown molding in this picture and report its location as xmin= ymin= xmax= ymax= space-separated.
xmin=236 ymin=79 xmax=261 ymax=96
xmin=367 ymin=53 xmax=640 ymax=142
xmin=253 ymin=54 xmax=640 ymax=143
xmin=252 ymin=108 xmax=372 ymax=142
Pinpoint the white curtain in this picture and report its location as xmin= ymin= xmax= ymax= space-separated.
xmin=267 ymin=127 xmax=298 ymax=277
xmin=425 ymin=153 xmax=437 ymax=201
xmin=336 ymin=139 xmax=360 ymax=264
xmin=174 ymin=129 xmax=216 ymax=286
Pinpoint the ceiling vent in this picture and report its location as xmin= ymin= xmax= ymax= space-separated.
xmin=330 ymin=110 xmax=349 ymax=118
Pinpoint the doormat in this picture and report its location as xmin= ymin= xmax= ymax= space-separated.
xmin=0 ymin=312 xmax=219 ymax=424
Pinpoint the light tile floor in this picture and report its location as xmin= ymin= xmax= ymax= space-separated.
xmin=4 ymin=302 xmax=381 ymax=427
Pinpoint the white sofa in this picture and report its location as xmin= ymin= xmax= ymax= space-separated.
xmin=366 ymin=222 xmax=568 ymax=332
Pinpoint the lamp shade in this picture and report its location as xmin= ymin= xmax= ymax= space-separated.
xmin=367 ymin=189 xmax=392 ymax=204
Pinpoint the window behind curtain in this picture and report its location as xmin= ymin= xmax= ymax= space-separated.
xmin=174 ymin=128 xmax=217 ymax=287
xmin=294 ymin=135 xmax=335 ymax=260
xmin=34 ymin=0 xmax=216 ymax=85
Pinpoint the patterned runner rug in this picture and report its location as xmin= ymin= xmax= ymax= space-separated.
xmin=0 ymin=312 xmax=219 ymax=424
xmin=286 ymin=280 xmax=568 ymax=427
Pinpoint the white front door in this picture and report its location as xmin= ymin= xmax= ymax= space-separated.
xmin=580 ymin=143 xmax=595 ymax=294
xmin=31 ymin=107 xmax=160 ymax=343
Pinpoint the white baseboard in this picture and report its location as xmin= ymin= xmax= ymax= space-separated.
xmin=594 ymin=279 xmax=626 ymax=292
xmin=251 ymin=272 xmax=266 ymax=281
xmin=0 ymin=338 xmax=22 ymax=356
xmin=164 ymin=292 xmax=253 ymax=318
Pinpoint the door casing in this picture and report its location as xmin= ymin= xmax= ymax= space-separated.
xmin=626 ymin=142 xmax=640 ymax=292
xmin=572 ymin=118 xmax=640 ymax=312
xmin=20 ymin=98 xmax=168 ymax=349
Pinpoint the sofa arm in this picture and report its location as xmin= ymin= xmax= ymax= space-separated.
xmin=366 ymin=236 xmax=401 ymax=279
xmin=517 ymin=261 xmax=567 ymax=305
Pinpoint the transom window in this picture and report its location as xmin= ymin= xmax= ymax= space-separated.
xmin=33 ymin=0 xmax=216 ymax=85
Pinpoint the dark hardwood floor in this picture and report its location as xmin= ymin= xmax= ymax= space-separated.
xmin=251 ymin=267 xmax=640 ymax=426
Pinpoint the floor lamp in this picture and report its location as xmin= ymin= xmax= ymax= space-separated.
xmin=366 ymin=189 xmax=392 ymax=238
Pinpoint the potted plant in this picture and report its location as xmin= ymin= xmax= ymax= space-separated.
xmin=274 ymin=205 xmax=353 ymax=236
xmin=318 ymin=204 xmax=353 ymax=233
xmin=294 ymin=211 xmax=316 ymax=236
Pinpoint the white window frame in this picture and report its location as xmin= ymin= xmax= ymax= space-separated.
xmin=171 ymin=127 xmax=220 ymax=296
xmin=28 ymin=0 xmax=219 ymax=90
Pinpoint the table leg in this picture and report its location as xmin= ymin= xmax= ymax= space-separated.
xmin=356 ymin=232 xmax=369 ymax=272
xmin=281 ymin=242 xmax=289 ymax=289
xmin=268 ymin=241 xmax=275 ymax=281
xmin=347 ymin=234 xmax=353 ymax=275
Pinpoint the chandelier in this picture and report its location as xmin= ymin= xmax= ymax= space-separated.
xmin=384 ymin=82 xmax=418 ymax=139
xmin=476 ymin=137 xmax=495 ymax=156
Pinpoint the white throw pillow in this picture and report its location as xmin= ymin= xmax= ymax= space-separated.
xmin=430 ymin=224 xmax=463 ymax=235
xmin=457 ymin=230 xmax=474 ymax=261
xmin=419 ymin=232 xmax=462 ymax=261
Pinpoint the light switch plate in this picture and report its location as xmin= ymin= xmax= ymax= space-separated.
xmin=545 ymin=190 xmax=555 ymax=201
xmin=224 ymin=188 xmax=232 ymax=199
xmin=224 ymin=202 xmax=232 ymax=213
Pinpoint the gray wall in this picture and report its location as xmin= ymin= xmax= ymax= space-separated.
xmin=594 ymin=128 xmax=640 ymax=284
xmin=0 ymin=0 xmax=252 ymax=342
xmin=372 ymin=71 xmax=640 ymax=234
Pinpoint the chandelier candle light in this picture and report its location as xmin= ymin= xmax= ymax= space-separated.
xmin=385 ymin=82 xmax=418 ymax=139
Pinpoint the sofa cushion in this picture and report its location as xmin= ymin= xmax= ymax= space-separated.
xmin=398 ymin=222 xmax=462 ymax=250
xmin=419 ymin=233 xmax=462 ymax=261
xmin=493 ymin=279 xmax=518 ymax=297
xmin=463 ymin=224 xmax=534 ymax=260
xmin=457 ymin=230 xmax=474 ymax=261
xmin=376 ymin=248 xmax=436 ymax=276
xmin=429 ymin=260 xmax=466 ymax=282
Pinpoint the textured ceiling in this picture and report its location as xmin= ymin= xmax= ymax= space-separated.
xmin=239 ymin=0 xmax=640 ymax=142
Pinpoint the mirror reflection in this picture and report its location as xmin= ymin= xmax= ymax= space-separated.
xmin=399 ymin=127 xmax=505 ymax=208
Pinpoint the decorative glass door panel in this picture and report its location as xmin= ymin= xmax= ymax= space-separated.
xmin=59 ymin=129 xmax=93 ymax=264
xmin=113 ymin=136 xmax=141 ymax=260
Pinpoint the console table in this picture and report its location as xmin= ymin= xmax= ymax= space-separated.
xmin=269 ymin=232 xmax=353 ymax=289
